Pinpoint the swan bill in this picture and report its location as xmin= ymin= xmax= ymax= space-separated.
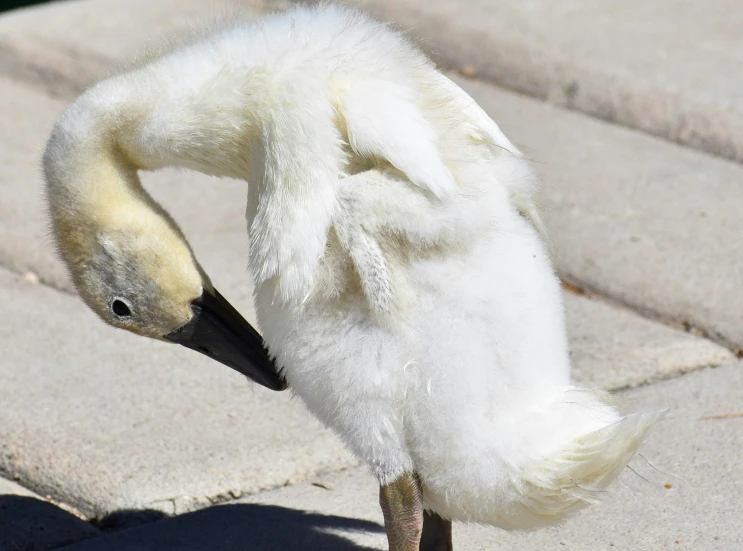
xmin=164 ymin=288 xmax=287 ymax=391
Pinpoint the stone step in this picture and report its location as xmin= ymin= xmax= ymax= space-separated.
xmin=0 ymin=267 xmax=357 ymax=519
xmin=344 ymin=0 xmax=743 ymax=163
xmin=0 ymin=477 xmax=40 ymax=499
xmin=0 ymin=0 xmax=276 ymax=98
xmin=456 ymin=76 xmax=743 ymax=348
xmin=56 ymin=364 xmax=743 ymax=550
xmin=563 ymin=292 xmax=729 ymax=390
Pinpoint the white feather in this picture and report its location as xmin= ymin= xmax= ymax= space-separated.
xmin=47 ymin=3 xmax=661 ymax=530
xmin=340 ymin=80 xmax=456 ymax=199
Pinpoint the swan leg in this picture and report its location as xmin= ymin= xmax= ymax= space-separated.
xmin=421 ymin=511 xmax=453 ymax=551
xmin=379 ymin=472 xmax=424 ymax=551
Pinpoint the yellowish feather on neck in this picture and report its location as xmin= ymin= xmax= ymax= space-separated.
xmin=46 ymin=138 xmax=209 ymax=337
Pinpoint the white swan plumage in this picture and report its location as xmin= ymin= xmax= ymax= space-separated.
xmin=43 ymin=3 xmax=661 ymax=546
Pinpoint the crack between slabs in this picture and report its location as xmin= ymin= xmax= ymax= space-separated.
xmin=560 ymin=276 xmax=740 ymax=357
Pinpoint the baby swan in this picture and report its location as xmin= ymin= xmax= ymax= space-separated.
xmin=43 ymin=4 xmax=661 ymax=550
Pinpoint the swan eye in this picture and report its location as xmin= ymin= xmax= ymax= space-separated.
xmin=111 ymin=298 xmax=132 ymax=317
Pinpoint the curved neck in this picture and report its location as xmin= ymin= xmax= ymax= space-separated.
xmin=44 ymin=62 xmax=337 ymax=303
xmin=43 ymin=107 xmax=204 ymax=287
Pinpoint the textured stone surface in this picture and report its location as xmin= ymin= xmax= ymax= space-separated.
xmin=0 ymin=75 xmax=71 ymax=291
xmin=0 ymin=478 xmax=99 ymax=551
xmin=0 ymin=268 xmax=356 ymax=518
xmin=454 ymin=76 xmax=743 ymax=348
xmin=0 ymin=477 xmax=42 ymax=499
xmin=58 ymin=364 xmax=743 ymax=550
xmin=0 ymin=0 xmax=281 ymax=98
xmin=564 ymin=293 xmax=731 ymax=390
xmin=5 ymin=0 xmax=742 ymax=161
xmin=342 ymin=0 xmax=743 ymax=162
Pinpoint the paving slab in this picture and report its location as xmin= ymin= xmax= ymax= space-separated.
xmin=0 ymin=75 xmax=72 ymax=291
xmin=453 ymin=76 xmax=743 ymax=348
xmin=0 ymin=0 xmax=281 ymax=98
xmin=342 ymin=0 xmax=743 ymax=163
xmin=0 ymin=267 xmax=357 ymax=519
xmin=564 ymin=293 xmax=731 ymax=390
xmin=0 ymin=477 xmax=100 ymax=551
xmin=57 ymin=364 xmax=743 ymax=550
xmin=0 ymin=477 xmax=42 ymax=499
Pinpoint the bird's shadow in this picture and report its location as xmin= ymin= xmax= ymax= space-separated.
xmin=1 ymin=494 xmax=385 ymax=551
xmin=86 ymin=503 xmax=385 ymax=550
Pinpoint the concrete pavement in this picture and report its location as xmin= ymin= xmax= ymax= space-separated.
xmin=0 ymin=0 xmax=740 ymax=549
xmin=54 ymin=364 xmax=743 ymax=550
xmin=343 ymin=0 xmax=743 ymax=163
xmin=457 ymin=76 xmax=743 ymax=349
xmin=563 ymin=293 xmax=730 ymax=390
xmin=0 ymin=266 xmax=356 ymax=519
xmin=0 ymin=0 xmax=282 ymax=98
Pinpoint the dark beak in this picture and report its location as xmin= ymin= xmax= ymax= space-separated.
xmin=164 ymin=288 xmax=287 ymax=391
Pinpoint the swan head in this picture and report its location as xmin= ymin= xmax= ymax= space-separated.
xmin=43 ymin=123 xmax=286 ymax=391
xmin=62 ymin=207 xmax=205 ymax=340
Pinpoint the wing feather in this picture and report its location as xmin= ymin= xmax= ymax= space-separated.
xmin=339 ymin=81 xmax=456 ymax=199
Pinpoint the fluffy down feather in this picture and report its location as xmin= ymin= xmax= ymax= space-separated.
xmin=45 ymin=3 xmax=661 ymax=529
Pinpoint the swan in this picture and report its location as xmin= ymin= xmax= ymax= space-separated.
xmin=42 ymin=4 xmax=661 ymax=549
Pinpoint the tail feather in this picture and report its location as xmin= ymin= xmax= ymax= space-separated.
xmin=509 ymin=410 xmax=666 ymax=528
xmin=419 ymin=389 xmax=664 ymax=530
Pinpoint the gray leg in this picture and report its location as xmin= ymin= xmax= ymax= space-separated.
xmin=379 ymin=472 xmax=424 ymax=551
xmin=421 ymin=511 xmax=453 ymax=551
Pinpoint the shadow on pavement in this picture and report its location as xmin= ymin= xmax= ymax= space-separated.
xmin=58 ymin=503 xmax=385 ymax=550
xmin=0 ymin=495 xmax=100 ymax=550
xmin=93 ymin=508 xmax=168 ymax=531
